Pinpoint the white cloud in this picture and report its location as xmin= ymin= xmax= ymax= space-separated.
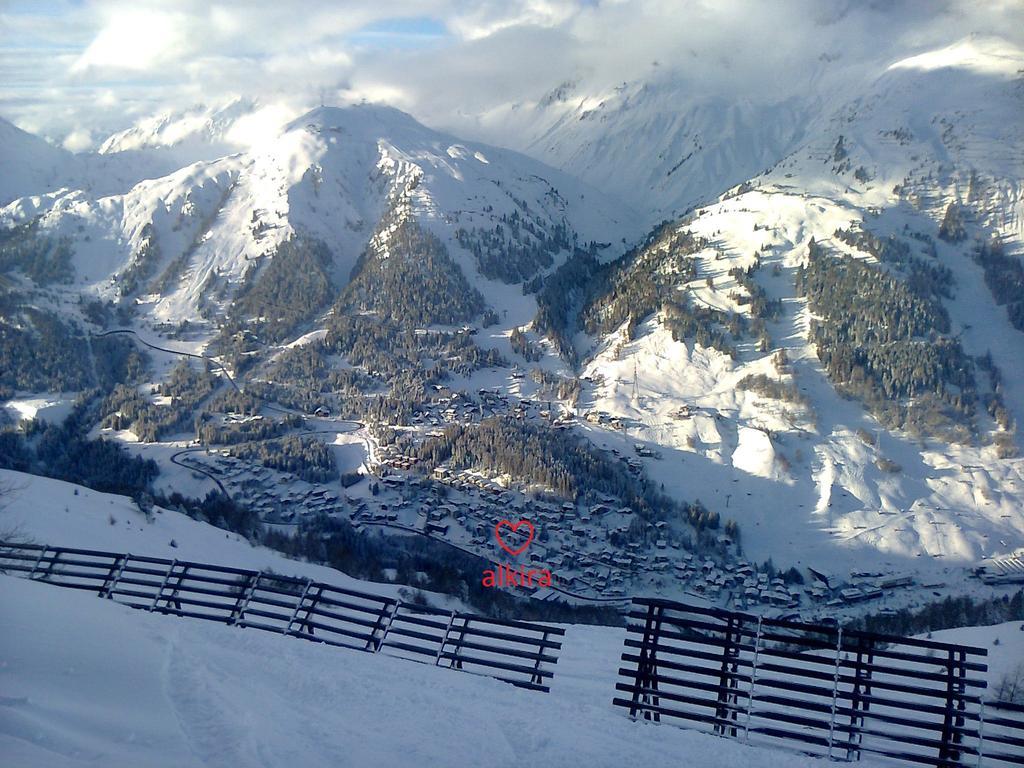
xmin=224 ymin=103 xmax=298 ymax=148
xmin=447 ymin=0 xmax=579 ymax=40
xmin=71 ymin=8 xmax=192 ymax=73
xmin=61 ymin=127 xmax=93 ymax=152
xmin=2 ymin=0 xmax=1022 ymax=149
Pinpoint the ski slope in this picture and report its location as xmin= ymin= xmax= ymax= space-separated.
xmin=0 ymin=467 xmax=867 ymax=767
xmin=0 ymin=572 xmax=892 ymax=768
xmin=1 ymin=467 xmax=1019 ymax=767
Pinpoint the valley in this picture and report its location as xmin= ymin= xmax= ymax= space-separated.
xmin=1 ymin=33 xmax=1022 ymax=630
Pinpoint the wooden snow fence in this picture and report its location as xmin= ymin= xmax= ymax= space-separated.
xmin=0 ymin=541 xmax=565 ymax=693
xmin=613 ymin=597 xmax=1023 ymax=766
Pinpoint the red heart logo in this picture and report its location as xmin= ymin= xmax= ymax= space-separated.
xmin=494 ymin=519 xmax=535 ymax=556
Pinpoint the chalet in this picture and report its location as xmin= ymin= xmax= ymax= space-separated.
xmin=808 ymin=567 xmax=836 ymax=590
xmin=879 ymin=575 xmax=914 ymax=589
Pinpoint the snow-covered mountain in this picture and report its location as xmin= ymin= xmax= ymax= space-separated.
xmin=1 ymin=103 xmax=640 ymax=325
xmin=460 ymin=36 xmax=1024 ymax=226
xmin=0 ymin=114 xmax=239 ymax=208
xmin=5 ymin=12 xmax=1024 ymax=768
xmin=568 ymin=36 xmax=1024 ymax=571
xmin=472 ymin=82 xmax=812 ymax=223
xmin=97 ymin=97 xmax=272 ymax=155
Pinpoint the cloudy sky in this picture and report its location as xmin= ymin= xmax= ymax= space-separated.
xmin=1 ymin=0 xmax=1021 ymax=150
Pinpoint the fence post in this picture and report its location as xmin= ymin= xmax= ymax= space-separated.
xmin=629 ymin=601 xmax=664 ymax=722
xmin=35 ymin=547 xmax=63 ymax=580
xmin=974 ymin=699 xmax=986 ymax=768
xmin=166 ymin=564 xmax=188 ymax=612
xmin=449 ymin=615 xmax=472 ymax=670
xmin=435 ymin=610 xmax=458 ymax=666
xmin=28 ymin=546 xmax=49 ymax=579
xmin=846 ymin=633 xmax=874 ymax=762
xmin=99 ymin=554 xmax=130 ymax=598
xmin=284 ymin=579 xmax=314 ymax=636
xmin=716 ymin=613 xmax=742 ymax=736
xmin=530 ymin=630 xmax=550 ymax=688
xmin=366 ymin=599 xmax=399 ymax=652
xmin=952 ymin=648 xmax=968 ymax=765
xmin=939 ymin=648 xmax=967 ymax=767
xmin=291 ymin=583 xmax=324 ymax=638
xmin=149 ymin=559 xmax=179 ymax=611
xmin=742 ymin=616 xmax=764 ymax=744
xmin=229 ymin=571 xmax=261 ymax=625
xmin=827 ymin=626 xmax=844 ymax=760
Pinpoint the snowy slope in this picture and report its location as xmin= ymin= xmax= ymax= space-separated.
xmin=0 ymin=118 xmax=77 ymax=207
xmin=0 ymin=469 xmax=871 ymax=767
xmin=0 ymin=468 xmax=430 ymax=605
xmin=3 ymin=561 xmax=1017 ymax=767
xmin=575 ymin=37 xmax=1024 ymax=573
xmin=927 ymin=620 xmax=1024 ymax=694
xmin=0 ymin=115 xmax=248 ymax=208
xmin=0 ymin=574 xmax=889 ymax=768
xmin=97 ymin=97 xmax=286 ymax=157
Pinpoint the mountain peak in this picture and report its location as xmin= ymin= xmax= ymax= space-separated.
xmin=286 ymin=103 xmax=437 ymax=141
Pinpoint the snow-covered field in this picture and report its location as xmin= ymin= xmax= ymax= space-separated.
xmin=0 ymin=573 xmax=896 ymax=768
xmin=2 ymin=395 xmax=78 ymax=426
